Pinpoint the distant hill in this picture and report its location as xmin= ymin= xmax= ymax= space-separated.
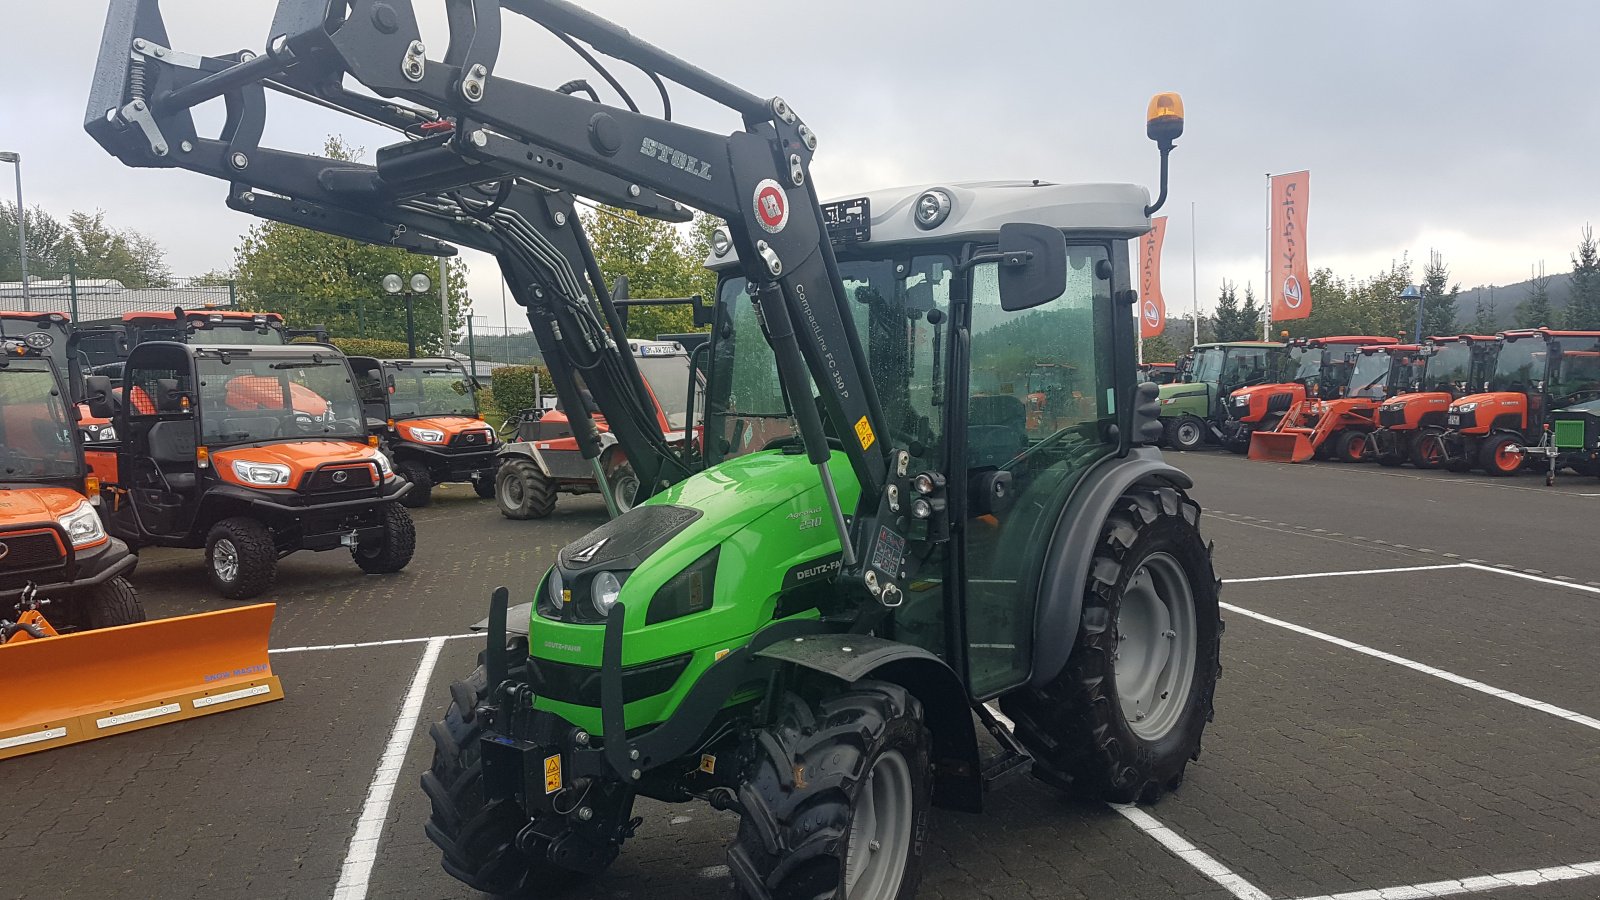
xmin=1457 ymin=271 xmax=1573 ymax=331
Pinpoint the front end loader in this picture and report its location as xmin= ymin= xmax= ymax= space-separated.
xmin=1245 ymin=337 xmax=1400 ymax=462
xmin=86 ymin=5 xmax=1221 ymax=897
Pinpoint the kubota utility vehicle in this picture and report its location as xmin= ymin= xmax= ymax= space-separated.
xmin=79 ymin=308 xmax=328 ymax=378
xmin=84 ymin=343 xmax=415 ymax=598
xmin=349 ymin=356 xmax=500 ymax=508
xmin=1223 ymin=335 xmax=1394 ymax=453
xmin=89 ymin=5 xmax=1220 ymax=897
xmin=1157 ymin=340 xmax=1287 ymax=450
xmin=1426 ymin=329 xmax=1600 ymax=476
xmin=1371 ymin=335 xmax=1499 ymax=468
xmin=496 ymin=339 xmax=697 ymax=518
xmin=1246 ymin=342 xmax=1416 ymax=463
xmin=0 ymin=336 xmax=142 ymax=630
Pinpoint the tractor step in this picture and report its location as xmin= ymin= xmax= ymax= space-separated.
xmin=976 ymin=703 xmax=1037 ymax=791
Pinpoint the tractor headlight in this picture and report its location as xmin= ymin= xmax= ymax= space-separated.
xmin=914 ymin=189 xmax=952 ymax=230
xmin=372 ymin=450 xmax=395 ymax=481
xmin=58 ymin=501 xmax=106 ymax=548
xmin=93 ymin=425 xmax=117 ymax=442
xmin=548 ymin=566 xmax=567 ymax=610
xmin=1234 ymin=395 xmax=1250 ymax=406
xmin=231 ymin=460 xmax=292 ymax=486
xmin=591 ymin=571 xmax=622 ymax=616
xmin=1453 ymin=402 xmax=1478 ymax=413
xmin=406 ymin=426 xmax=446 ymax=443
xmin=710 ymin=227 xmax=733 ymax=258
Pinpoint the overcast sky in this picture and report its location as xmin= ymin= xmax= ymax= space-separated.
xmin=4 ymin=1 xmax=1597 ymax=329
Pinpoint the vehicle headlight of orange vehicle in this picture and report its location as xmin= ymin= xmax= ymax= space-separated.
xmin=58 ymin=500 xmax=107 ymax=548
xmin=1453 ymin=402 xmax=1479 ymax=413
xmin=405 ymin=426 xmax=445 ymax=443
xmin=231 ymin=460 xmax=293 ymax=486
xmin=372 ymin=450 xmax=395 ymax=481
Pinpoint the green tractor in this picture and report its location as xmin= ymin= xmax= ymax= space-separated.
xmin=1156 ymin=341 xmax=1288 ymax=450
xmin=88 ymin=3 xmax=1221 ymax=896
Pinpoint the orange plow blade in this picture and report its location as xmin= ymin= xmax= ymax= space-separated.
xmin=0 ymin=603 xmax=283 ymax=760
xmin=1248 ymin=430 xmax=1315 ymax=463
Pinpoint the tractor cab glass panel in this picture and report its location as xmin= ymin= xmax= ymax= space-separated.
xmin=1188 ymin=348 xmax=1223 ymax=384
xmin=708 ymin=278 xmax=799 ymax=461
xmin=1347 ymin=351 xmax=1392 ymax=399
xmin=388 ymin=365 xmax=476 ymax=419
xmin=195 ymin=355 xmax=363 ymax=444
xmin=1221 ymin=347 xmax=1275 ymax=386
xmin=963 ymin=243 xmax=1116 ymax=697
xmin=0 ymin=364 xmax=79 ymax=481
xmin=1425 ymin=342 xmax=1474 ymax=392
xmin=1551 ymin=340 xmax=1600 ymax=402
xmin=637 ymin=355 xmax=694 ymax=431
xmin=185 ymin=324 xmax=283 ymax=346
xmin=1487 ymin=339 xmax=1547 ymax=393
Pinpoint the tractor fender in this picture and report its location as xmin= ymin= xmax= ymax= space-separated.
xmin=755 ymin=633 xmax=983 ymax=813
xmin=495 ymin=441 xmax=553 ymax=476
xmin=1029 ymin=447 xmax=1193 ymax=691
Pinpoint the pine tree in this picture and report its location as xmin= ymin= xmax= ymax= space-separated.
xmin=1419 ymin=250 xmax=1459 ymax=339
xmin=1469 ymin=285 xmax=1498 ymax=335
xmin=1515 ymin=262 xmax=1555 ymax=329
xmin=1564 ymin=225 xmax=1600 ymax=330
xmin=1239 ymin=284 xmax=1263 ymax=341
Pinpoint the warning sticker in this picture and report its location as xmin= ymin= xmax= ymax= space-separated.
xmin=543 ymin=754 xmax=563 ymax=795
xmin=700 ymin=754 xmax=717 ymax=775
xmin=854 ymin=416 xmax=876 ymax=450
xmin=754 ymin=179 xmax=789 ymax=234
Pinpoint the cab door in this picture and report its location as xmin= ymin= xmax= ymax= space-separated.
xmin=116 ymin=344 xmax=202 ymax=539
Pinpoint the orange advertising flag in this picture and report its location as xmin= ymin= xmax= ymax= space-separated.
xmin=1269 ymin=171 xmax=1311 ymax=321
xmin=1139 ymin=216 xmax=1168 ymax=338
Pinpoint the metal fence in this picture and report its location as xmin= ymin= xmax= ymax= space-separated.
xmin=0 ymin=274 xmax=237 ymax=320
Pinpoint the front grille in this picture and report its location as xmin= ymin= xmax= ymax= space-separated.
xmin=1378 ymin=407 xmax=1407 ymax=428
xmin=449 ymin=429 xmax=494 ymax=448
xmin=528 ymin=654 xmax=692 ymax=707
xmin=304 ymin=464 xmax=376 ymax=492
xmin=0 ymin=529 xmax=66 ymax=573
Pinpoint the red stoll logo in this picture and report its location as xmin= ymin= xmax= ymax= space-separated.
xmin=754 ymin=179 xmax=789 ymax=234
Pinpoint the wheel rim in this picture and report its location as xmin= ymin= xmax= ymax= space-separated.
xmin=1421 ymin=439 xmax=1441 ymax=464
xmin=213 ymin=538 xmax=239 ymax=583
xmin=1496 ymin=442 xmax=1523 ymax=471
xmin=500 ymin=473 xmax=525 ymax=508
xmin=1347 ymin=434 xmax=1366 ymax=460
xmin=1115 ymin=551 xmax=1198 ymax=742
xmin=844 ymin=749 xmax=914 ymax=899
xmin=612 ymin=472 xmax=638 ymax=513
xmin=1177 ymin=422 xmax=1201 ymax=446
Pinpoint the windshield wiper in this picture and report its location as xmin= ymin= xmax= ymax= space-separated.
xmin=270 ymin=361 xmax=340 ymax=369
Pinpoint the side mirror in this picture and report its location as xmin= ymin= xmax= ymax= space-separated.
xmin=84 ymin=375 xmax=115 ymax=419
xmin=998 ymin=223 xmax=1067 ymax=312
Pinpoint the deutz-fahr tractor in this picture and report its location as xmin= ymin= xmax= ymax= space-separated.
xmin=1427 ymin=329 xmax=1600 ymax=476
xmin=1223 ymin=335 xmax=1393 ymax=453
xmin=1157 ymin=340 xmax=1287 ymax=451
xmin=84 ymin=343 xmax=416 ymax=598
xmin=1371 ymin=335 xmax=1499 ymax=468
xmin=86 ymin=3 xmax=1222 ymax=896
xmin=349 ymin=356 xmax=501 ymax=508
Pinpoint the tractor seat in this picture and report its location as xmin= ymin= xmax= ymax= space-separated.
xmin=967 ymin=394 xmax=1028 ymax=469
xmin=146 ymin=421 xmax=199 ymax=492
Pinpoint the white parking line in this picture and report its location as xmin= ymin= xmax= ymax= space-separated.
xmin=1289 ymin=858 xmax=1600 ymax=900
xmin=1224 ymin=564 xmax=1467 ymax=584
xmin=270 ymin=634 xmax=478 ymax=654
xmin=331 ymin=636 xmax=447 ymax=900
xmin=1460 ymin=563 xmax=1600 ymax=596
xmin=1112 ymin=805 xmax=1273 ymax=900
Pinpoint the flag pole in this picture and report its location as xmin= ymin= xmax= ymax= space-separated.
xmin=1263 ymin=172 xmax=1271 ymax=340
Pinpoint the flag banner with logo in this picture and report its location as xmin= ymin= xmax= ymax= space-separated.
xmin=1270 ymin=171 xmax=1311 ymax=321
xmin=1139 ymin=215 xmax=1168 ymax=338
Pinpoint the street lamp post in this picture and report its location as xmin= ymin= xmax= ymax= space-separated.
xmin=0 ymin=152 xmax=28 ymax=310
xmin=383 ymin=272 xmax=433 ymax=355
xmin=1401 ymin=284 xmax=1424 ymax=344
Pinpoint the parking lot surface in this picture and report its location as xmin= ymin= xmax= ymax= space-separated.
xmin=5 ymin=452 xmax=1598 ymax=900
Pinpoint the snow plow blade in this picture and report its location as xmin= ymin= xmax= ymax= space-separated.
xmin=0 ymin=604 xmax=283 ymax=760
xmin=1248 ymin=430 xmax=1315 ymax=463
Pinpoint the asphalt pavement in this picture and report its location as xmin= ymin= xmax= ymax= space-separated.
xmin=4 ymin=453 xmax=1598 ymax=900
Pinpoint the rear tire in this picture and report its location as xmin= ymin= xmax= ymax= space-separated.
xmin=1332 ymin=430 xmax=1368 ymax=463
xmin=205 ymin=518 xmax=278 ymax=600
xmin=399 ymin=460 xmax=434 ymax=509
xmin=422 ymin=664 xmax=597 ymax=896
xmin=1479 ymin=433 xmax=1525 ymax=477
xmin=1164 ymin=416 xmax=1206 ymax=452
xmin=472 ymin=471 xmax=497 ymax=499
xmin=607 ymin=461 xmax=639 ymax=514
xmin=1002 ymin=487 xmax=1221 ymax=804
xmin=1410 ymin=432 xmax=1445 ymax=469
xmin=496 ymin=459 xmax=556 ymax=520
xmin=353 ymin=503 xmax=416 ymax=574
xmin=729 ymin=680 xmax=932 ymax=900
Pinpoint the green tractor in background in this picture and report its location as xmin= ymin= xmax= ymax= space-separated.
xmin=1156 ymin=341 xmax=1288 ymax=450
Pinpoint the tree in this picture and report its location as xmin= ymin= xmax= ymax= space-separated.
xmin=66 ymin=211 xmax=172 ymax=286
xmin=1515 ymin=262 xmax=1555 ymax=329
xmin=1140 ymin=332 xmax=1183 ymax=363
xmin=0 ymin=204 xmax=71 ymax=281
xmin=1419 ymin=250 xmax=1459 ymax=339
xmin=233 ymin=136 xmax=469 ymax=351
xmin=1239 ymin=284 xmax=1263 ymax=341
xmin=1212 ymin=280 xmax=1246 ymax=341
xmin=581 ymin=207 xmax=720 ymax=339
xmin=1564 ymin=225 xmax=1600 ymax=330
xmin=1291 ymin=257 xmax=1412 ymax=340
xmin=1469 ymin=286 xmax=1498 ymax=335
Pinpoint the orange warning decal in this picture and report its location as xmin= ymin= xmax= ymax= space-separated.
xmin=854 ymin=417 xmax=875 ymax=451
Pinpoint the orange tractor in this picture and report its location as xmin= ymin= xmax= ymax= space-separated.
xmin=1370 ymin=335 xmax=1500 ymax=468
xmin=1247 ymin=341 xmax=1416 ymax=462
xmin=1224 ymin=335 xmax=1396 ymax=453
xmin=1425 ymin=329 xmax=1600 ymax=476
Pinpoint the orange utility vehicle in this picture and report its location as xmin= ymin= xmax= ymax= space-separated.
xmin=85 ymin=342 xmax=416 ymax=598
xmin=1248 ymin=342 xmax=1417 ymax=462
xmin=349 ymin=356 xmax=500 ymax=507
xmin=1224 ymin=336 xmax=1396 ymax=453
xmin=1428 ymin=329 xmax=1600 ymax=476
xmin=1371 ymin=335 xmax=1499 ymax=468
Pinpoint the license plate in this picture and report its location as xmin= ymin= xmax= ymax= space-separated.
xmin=1446 ymin=415 xmax=1460 ymax=426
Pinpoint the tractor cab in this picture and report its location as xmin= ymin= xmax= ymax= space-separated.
xmin=1137 ymin=361 xmax=1180 ymax=385
xmin=1349 ymin=343 xmax=1421 ymax=400
xmin=85 ymin=343 xmax=415 ymax=597
xmin=1222 ymin=336 xmax=1392 ymax=452
xmin=1372 ymin=336 xmax=1499 ymax=467
xmin=1156 ymin=341 xmax=1286 ymax=451
xmin=347 ymin=356 xmax=499 ymax=508
xmin=80 ymin=309 xmax=320 ymax=379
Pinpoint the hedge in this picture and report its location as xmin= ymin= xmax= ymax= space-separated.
xmin=490 ymin=364 xmax=555 ymax=415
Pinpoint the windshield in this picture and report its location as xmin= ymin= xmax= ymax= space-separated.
xmin=388 ymin=365 xmax=477 ymax=418
xmin=1189 ymin=348 xmax=1224 ymax=384
xmin=187 ymin=324 xmax=285 ymax=346
xmin=196 ymin=354 xmax=363 ymax=445
xmin=1348 ymin=351 xmax=1392 ymax=398
xmin=0 ymin=364 xmax=80 ymax=481
xmin=637 ymin=355 xmax=694 ymax=430
xmin=1424 ymin=341 xmax=1474 ymax=392
xmin=1488 ymin=338 xmax=1548 ymax=393
xmin=1221 ymin=347 xmax=1276 ymax=386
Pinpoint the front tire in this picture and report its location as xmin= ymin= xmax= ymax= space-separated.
xmin=496 ymin=459 xmax=556 ymax=520
xmin=729 ymin=680 xmax=932 ymax=900
xmin=1479 ymin=433 xmax=1525 ymax=476
xmin=607 ymin=460 xmax=638 ymax=514
xmin=57 ymin=576 xmax=145 ymax=631
xmin=472 ymin=470 xmax=497 ymax=499
xmin=205 ymin=517 xmax=278 ymax=600
xmin=1332 ymin=430 xmax=1368 ymax=463
xmin=1411 ymin=431 xmax=1445 ymax=469
xmin=353 ymin=503 xmax=416 ymax=574
xmin=398 ymin=459 xmax=434 ymax=509
xmin=1164 ymin=416 xmax=1206 ymax=452
xmin=1002 ymin=487 xmax=1221 ymax=803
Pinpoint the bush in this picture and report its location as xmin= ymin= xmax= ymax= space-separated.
xmin=491 ymin=365 xmax=554 ymax=415
xmin=325 ymin=337 xmax=413 ymax=359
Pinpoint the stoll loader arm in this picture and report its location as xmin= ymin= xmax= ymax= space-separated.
xmin=84 ymin=0 xmax=701 ymax=505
